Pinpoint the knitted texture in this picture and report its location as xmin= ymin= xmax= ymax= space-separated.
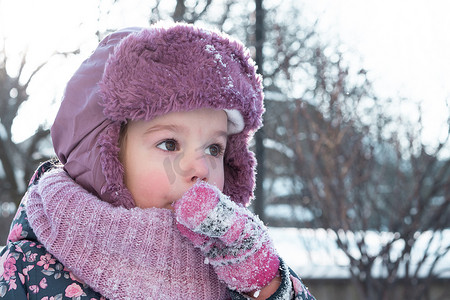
xmin=51 ymin=23 xmax=264 ymax=208
xmin=26 ymin=168 xmax=229 ymax=300
xmin=174 ymin=181 xmax=280 ymax=293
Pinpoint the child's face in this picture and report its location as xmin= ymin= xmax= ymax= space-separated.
xmin=120 ymin=108 xmax=228 ymax=209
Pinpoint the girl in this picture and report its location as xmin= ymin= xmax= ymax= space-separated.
xmin=0 ymin=23 xmax=316 ymax=300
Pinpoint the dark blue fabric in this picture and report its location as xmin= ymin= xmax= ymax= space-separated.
xmin=0 ymin=201 xmax=104 ymax=299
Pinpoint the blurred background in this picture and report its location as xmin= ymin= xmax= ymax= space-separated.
xmin=0 ymin=0 xmax=449 ymax=299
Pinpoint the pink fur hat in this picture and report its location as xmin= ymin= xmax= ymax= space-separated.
xmin=51 ymin=23 xmax=264 ymax=208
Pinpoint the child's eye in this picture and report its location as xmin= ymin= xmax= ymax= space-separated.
xmin=205 ymin=144 xmax=224 ymax=157
xmin=157 ymin=139 xmax=178 ymax=151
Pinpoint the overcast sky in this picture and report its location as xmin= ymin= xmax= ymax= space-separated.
xmin=301 ymin=0 xmax=450 ymax=148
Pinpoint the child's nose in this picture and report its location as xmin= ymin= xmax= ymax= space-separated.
xmin=180 ymin=152 xmax=210 ymax=183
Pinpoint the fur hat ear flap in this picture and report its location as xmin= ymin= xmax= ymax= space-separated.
xmin=223 ymin=132 xmax=257 ymax=205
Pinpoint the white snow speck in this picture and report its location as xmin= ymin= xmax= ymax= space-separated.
xmin=205 ymin=45 xmax=215 ymax=53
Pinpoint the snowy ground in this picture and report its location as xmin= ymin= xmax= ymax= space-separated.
xmin=269 ymin=227 xmax=350 ymax=279
xmin=269 ymin=227 xmax=450 ymax=279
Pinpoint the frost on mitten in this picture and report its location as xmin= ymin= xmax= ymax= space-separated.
xmin=173 ymin=181 xmax=280 ymax=292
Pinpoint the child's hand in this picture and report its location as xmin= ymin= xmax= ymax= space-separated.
xmin=173 ymin=181 xmax=280 ymax=293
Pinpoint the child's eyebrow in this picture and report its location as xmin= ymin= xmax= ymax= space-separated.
xmin=214 ymin=130 xmax=228 ymax=139
xmin=144 ymin=125 xmax=228 ymax=139
xmin=144 ymin=124 xmax=185 ymax=135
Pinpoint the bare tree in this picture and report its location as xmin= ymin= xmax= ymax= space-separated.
xmin=172 ymin=0 xmax=213 ymax=23
xmin=0 ymin=45 xmax=51 ymax=206
xmin=148 ymin=0 xmax=228 ymax=25
xmin=259 ymin=3 xmax=450 ymax=298
xmin=253 ymin=0 xmax=266 ymax=221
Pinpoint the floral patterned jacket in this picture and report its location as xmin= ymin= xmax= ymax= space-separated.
xmin=0 ymin=163 xmax=316 ymax=300
xmin=0 ymin=200 xmax=105 ymax=300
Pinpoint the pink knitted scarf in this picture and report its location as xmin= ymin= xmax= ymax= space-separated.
xmin=26 ymin=168 xmax=229 ymax=300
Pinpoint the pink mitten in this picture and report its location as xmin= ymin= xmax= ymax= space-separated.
xmin=173 ymin=181 xmax=280 ymax=292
